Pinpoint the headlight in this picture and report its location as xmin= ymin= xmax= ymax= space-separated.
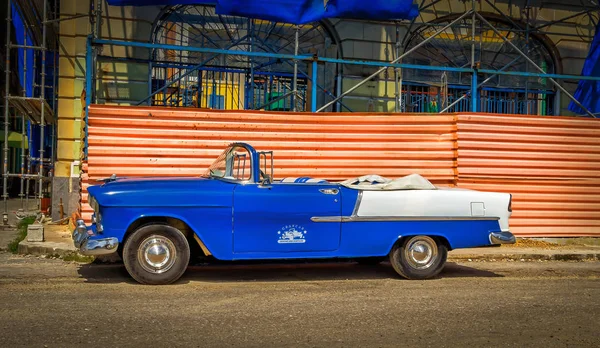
xmin=89 ymin=195 xmax=98 ymax=212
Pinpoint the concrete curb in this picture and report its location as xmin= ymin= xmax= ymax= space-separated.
xmin=448 ymin=253 xmax=600 ymax=262
xmin=14 ymin=237 xmax=600 ymax=263
xmin=17 ymin=240 xmax=78 ymax=257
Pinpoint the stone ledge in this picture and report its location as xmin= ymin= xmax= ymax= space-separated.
xmin=18 ymin=240 xmax=77 ymax=257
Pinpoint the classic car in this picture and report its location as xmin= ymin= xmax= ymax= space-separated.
xmin=73 ymin=143 xmax=515 ymax=285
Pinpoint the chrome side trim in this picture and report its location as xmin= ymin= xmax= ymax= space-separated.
xmin=489 ymin=231 xmax=516 ymax=244
xmin=351 ymin=191 xmax=363 ymax=216
xmin=311 ymin=216 xmax=343 ymax=222
xmin=311 ymin=216 xmax=501 ymax=223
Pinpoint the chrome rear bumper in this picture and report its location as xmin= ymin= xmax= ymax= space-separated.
xmin=489 ymin=231 xmax=516 ymax=245
xmin=72 ymin=219 xmax=119 ymax=256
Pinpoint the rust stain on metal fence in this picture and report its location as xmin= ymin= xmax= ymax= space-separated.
xmin=81 ymin=106 xmax=600 ymax=237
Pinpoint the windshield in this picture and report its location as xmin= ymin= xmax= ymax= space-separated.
xmin=202 ymin=145 xmax=252 ymax=182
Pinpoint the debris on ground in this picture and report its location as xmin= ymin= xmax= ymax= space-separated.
xmin=502 ymin=238 xmax=559 ymax=249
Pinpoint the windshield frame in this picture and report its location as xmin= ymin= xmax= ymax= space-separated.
xmin=201 ymin=143 xmax=258 ymax=183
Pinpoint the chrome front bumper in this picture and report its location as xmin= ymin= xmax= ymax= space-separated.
xmin=489 ymin=231 xmax=516 ymax=245
xmin=72 ymin=219 xmax=119 ymax=256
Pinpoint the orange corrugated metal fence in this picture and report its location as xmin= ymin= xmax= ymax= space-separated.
xmin=456 ymin=113 xmax=600 ymax=237
xmin=81 ymin=105 xmax=456 ymax=221
xmin=82 ymin=105 xmax=600 ymax=237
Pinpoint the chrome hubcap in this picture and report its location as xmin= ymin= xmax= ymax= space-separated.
xmin=404 ymin=236 xmax=438 ymax=270
xmin=138 ymin=235 xmax=177 ymax=274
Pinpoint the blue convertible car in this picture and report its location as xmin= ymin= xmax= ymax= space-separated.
xmin=73 ymin=143 xmax=515 ymax=285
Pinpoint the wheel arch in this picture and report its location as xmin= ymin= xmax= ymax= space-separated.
xmin=122 ymin=215 xmax=211 ymax=257
xmin=390 ymin=234 xmax=453 ymax=254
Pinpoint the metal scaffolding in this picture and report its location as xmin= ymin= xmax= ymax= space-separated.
xmin=3 ymin=0 xmax=58 ymax=223
xmin=81 ymin=0 xmax=600 ymax=144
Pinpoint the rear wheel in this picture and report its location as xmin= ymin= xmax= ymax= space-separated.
xmin=123 ymin=224 xmax=190 ymax=285
xmin=390 ymin=235 xmax=447 ymax=280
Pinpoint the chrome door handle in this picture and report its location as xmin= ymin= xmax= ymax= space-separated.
xmin=319 ymin=188 xmax=339 ymax=195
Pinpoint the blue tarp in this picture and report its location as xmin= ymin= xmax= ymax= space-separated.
xmin=11 ymin=5 xmax=56 ymax=157
xmin=568 ymin=23 xmax=600 ymax=116
xmin=12 ymin=5 xmax=34 ymax=97
xmin=107 ymin=0 xmax=216 ymax=5
xmin=106 ymin=0 xmax=419 ymax=23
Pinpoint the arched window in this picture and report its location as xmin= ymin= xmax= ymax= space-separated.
xmin=150 ymin=5 xmax=341 ymax=111
xmin=403 ymin=13 xmax=561 ymax=115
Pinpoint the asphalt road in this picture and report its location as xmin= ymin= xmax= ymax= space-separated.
xmin=0 ymin=252 xmax=599 ymax=348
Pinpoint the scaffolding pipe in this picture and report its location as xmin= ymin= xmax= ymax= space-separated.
xmin=476 ymin=13 xmax=597 ymax=118
xmin=43 ymin=13 xmax=88 ymax=24
xmin=482 ymin=0 xmax=525 ymax=32
xmin=26 ymin=120 xmax=31 ymax=207
xmin=38 ymin=0 xmax=48 ymax=210
xmin=471 ymin=0 xmax=477 ymax=112
xmin=9 ymin=44 xmax=44 ymax=50
xmin=317 ymin=10 xmax=473 ymax=112
xmin=94 ymin=38 xmax=600 ymax=81
xmin=136 ymin=35 xmax=249 ymax=106
xmin=85 ymin=36 xmax=93 ymax=157
xmin=439 ymin=56 xmax=522 ymax=113
xmin=311 ymin=60 xmax=317 ymax=112
xmin=292 ymin=25 xmax=300 ymax=112
xmin=394 ymin=22 xmax=401 ymax=113
xmin=95 ymin=0 xmax=102 ymax=39
xmin=535 ymin=9 xmax=594 ymax=30
xmin=51 ymin=0 xmax=58 ymax=175
xmin=20 ymin=21 xmax=27 ymax=209
xmin=250 ymin=34 xmax=354 ymax=112
xmin=20 ymin=115 xmax=25 ymax=206
xmin=6 ymin=173 xmax=52 ymax=180
xmin=249 ymin=19 xmax=255 ymax=109
xmin=3 ymin=0 xmax=12 ymax=223
xmin=525 ymin=4 xmax=530 ymax=114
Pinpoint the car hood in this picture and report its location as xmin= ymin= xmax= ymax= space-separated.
xmin=87 ymin=176 xmax=234 ymax=208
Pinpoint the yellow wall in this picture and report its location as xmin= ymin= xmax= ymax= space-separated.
xmin=197 ymin=81 xmax=243 ymax=110
xmin=56 ymin=0 xmax=88 ymax=177
xmin=57 ymin=1 xmax=156 ymax=177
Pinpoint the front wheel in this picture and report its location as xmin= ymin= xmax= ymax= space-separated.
xmin=123 ymin=224 xmax=190 ymax=285
xmin=390 ymin=235 xmax=447 ymax=280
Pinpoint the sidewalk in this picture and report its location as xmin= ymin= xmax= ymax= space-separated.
xmin=448 ymin=238 xmax=600 ymax=261
xmin=12 ymin=223 xmax=600 ymax=262
xmin=17 ymin=224 xmax=77 ymax=256
xmin=448 ymin=245 xmax=600 ymax=261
